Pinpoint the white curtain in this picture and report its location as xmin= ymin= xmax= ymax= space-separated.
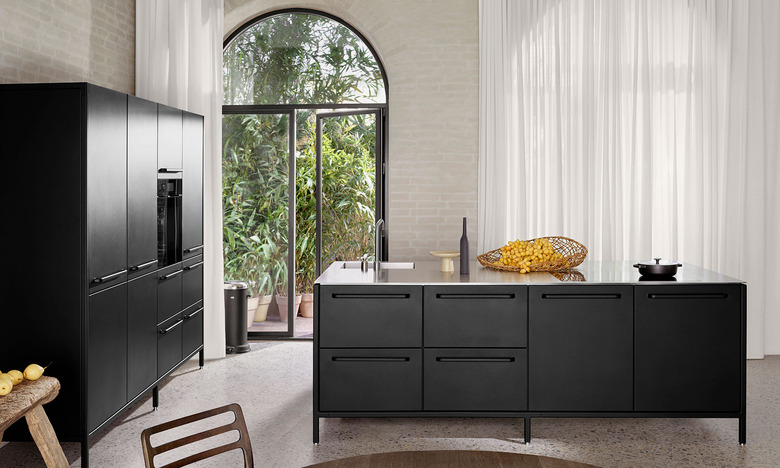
xmin=479 ymin=0 xmax=780 ymax=358
xmin=137 ymin=0 xmax=226 ymax=359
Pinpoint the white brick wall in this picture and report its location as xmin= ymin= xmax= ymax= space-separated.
xmin=225 ymin=0 xmax=480 ymax=262
xmin=0 ymin=0 xmax=135 ymax=94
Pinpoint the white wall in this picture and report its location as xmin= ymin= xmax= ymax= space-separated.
xmin=225 ymin=0 xmax=480 ymax=262
xmin=0 ymin=0 xmax=135 ymax=94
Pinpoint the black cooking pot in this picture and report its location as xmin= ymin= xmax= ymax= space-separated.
xmin=633 ymin=258 xmax=682 ymax=277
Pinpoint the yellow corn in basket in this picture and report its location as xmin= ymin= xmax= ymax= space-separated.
xmin=478 ymin=236 xmax=588 ymax=272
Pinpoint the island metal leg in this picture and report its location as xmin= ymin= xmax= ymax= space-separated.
xmin=739 ymin=415 xmax=746 ymax=445
xmin=152 ymin=386 xmax=159 ymax=411
xmin=199 ymin=349 xmax=204 ymax=369
xmin=313 ymin=416 xmax=319 ymax=444
xmin=524 ymin=417 xmax=531 ymax=444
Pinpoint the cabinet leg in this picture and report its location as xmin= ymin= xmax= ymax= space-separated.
xmin=313 ymin=416 xmax=319 ymax=444
xmin=152 ymin=386 xmax=159 ymax=411
xmin=199 ymin=349 xmax=204 ymax=369
xmin=739 ymin=415 xmax=746 ymax=445
xmin=82 ymin=439 xmax=89 ymax=468
xmin=524 ymin=417 xmax=531 ymax=444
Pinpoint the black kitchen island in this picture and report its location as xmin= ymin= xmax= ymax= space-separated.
xmin=313 ymin=260 xmax=746 ymax=445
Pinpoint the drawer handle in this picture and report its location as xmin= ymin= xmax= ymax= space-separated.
xmin=435 ymin=293 xmax=515 ymax=299
xmin=184 ymin=261 xmax=204 ymax=271
xmin=184 ymin=245 xmax=204 ymax=254
xmin=183 ymin=308 xmax=203 ymax=320
xmin=159 ymin=319 xmax=183 ymax=334
xmin=541 ymin=293 xmax=622 ymax=299
xmin=647 ymin=293 xmax=728 ymax=299
xmin=331 ymin=294 xmax=410 ymax=299
xmin=91 ymin=269 xmax=127 ymax=284
xmin=331 ymin=357 xmax=410 ymax=362
xmin=159 ymin=269 xmax=183 ymax=281
xmin=435 ymin=357 xmax=516 ymax=363
xmin=129 ymin=259 xmax=157 ymax=272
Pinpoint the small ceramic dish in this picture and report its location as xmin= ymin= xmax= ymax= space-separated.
xmin=430 ymin=251 xmax=460 ymax=272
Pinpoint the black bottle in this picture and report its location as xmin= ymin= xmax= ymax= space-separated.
xmin=460 ymin=217 xmax=469 ymax=274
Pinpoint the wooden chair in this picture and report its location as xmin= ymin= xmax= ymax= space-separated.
xmin=141 ymin=403 xmax=254 ymax=468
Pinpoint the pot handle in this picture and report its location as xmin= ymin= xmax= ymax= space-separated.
xmin=633 ymin=263 xmax=640 ymax=268
xmin=677 ymin=263 xmax=683 ymax=267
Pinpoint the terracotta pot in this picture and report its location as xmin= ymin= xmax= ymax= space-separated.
xmin=254 ymin=294 xmax=273 ymax=322
xmin=246 ymin=296 xmax=260 ymax=329
xmin=275 ymin=294 xmax=301 ymax=322
xmin=300 ymin=293 xmax=314 ymax=318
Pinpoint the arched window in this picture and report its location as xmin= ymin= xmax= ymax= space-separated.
xmin=222 ymin=10 xmax=388 ymax=337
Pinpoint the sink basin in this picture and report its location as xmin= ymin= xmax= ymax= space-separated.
xmin=341 ymin=261 xmax=415 ymax=270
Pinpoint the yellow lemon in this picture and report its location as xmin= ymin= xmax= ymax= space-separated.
xmin=0 ymin=375 xmax=13 ymax=395
xmin=24 ymin=364 xmax=45 ymax=381
xmin=7 ymin=370 xmax=24 ymax=385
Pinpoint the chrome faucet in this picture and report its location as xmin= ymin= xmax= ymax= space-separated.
xmin=374 ymin=218 xmax=384 ymax=271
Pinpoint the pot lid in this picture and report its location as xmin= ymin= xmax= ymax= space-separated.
xmin=635 ymin=258 xmax=682 ymax=267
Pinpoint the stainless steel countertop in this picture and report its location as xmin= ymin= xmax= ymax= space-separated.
xmin=314 ymin=260 xmax=744 ymax=285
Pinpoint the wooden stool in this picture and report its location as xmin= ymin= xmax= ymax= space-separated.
xmin=0 ymin=376 xmax=69 ymax=468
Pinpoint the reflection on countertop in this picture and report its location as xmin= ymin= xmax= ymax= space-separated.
xmin=315 ymin=260 xmax=743 ymax=285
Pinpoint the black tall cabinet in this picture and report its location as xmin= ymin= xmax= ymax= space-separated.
xmin=0 ymin=83 xmax=205 ymax=468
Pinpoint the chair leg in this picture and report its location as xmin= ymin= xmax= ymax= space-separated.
xmin=25 ymin=405 xmax=69 ymax=468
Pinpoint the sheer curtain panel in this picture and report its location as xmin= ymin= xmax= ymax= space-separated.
xmin=137 ymin=0 xmax=226 ymax=359
xmin=479 ymin=0 xmax=780 ymax=358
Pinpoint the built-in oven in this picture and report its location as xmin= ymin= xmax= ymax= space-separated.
xmin=157 ymin=178 xmax=182 ymax=266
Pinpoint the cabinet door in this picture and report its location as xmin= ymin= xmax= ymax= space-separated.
xmin=88 ymin=283 xmax=128 ymax=432
xmin=158 ymin=264 xmax=183 ymax=323
xmin=424 ymin=348 xmax=527 ymax=411
xmin=87 ymin=85 xmax=127 ymax=290
xmin=158 ymin=313 xmax=184 ymax=378
xmin=182 ymin=255 xmax=204 ymax=309
xmin=182 ymin=302 xmax=204 ymax=357
xmin=529 ymin=285 xmax=634 ymax=411
xmin=127 ymin=270 xmax=158 ymax=399
xmin=635 ymin=284 xmax=742 ymax=412
xmin=319 ymin=285 xmax=422 ymax=347
xmin=182 ymin=111 xmax=204 ymax=258
xmin=424 ymin=285 xmax=527 ymax=347
xmin=319 ymin=349 xmax=422 ymax=411
xmin=127 ymin=96 xmax=159 ymax=279
xmin=157 ymin=104 xmax=182 ymax=171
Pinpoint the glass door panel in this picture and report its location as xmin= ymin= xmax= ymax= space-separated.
xmin=223 ymin=112 xmax=293 ymax=336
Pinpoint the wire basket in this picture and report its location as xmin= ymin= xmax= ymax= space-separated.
xmin=478 ymin=236 xmax=588 ymax=273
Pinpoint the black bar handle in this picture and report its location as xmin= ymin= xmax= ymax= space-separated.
xmin=541 ymin=293 xmax=622 ymax=299
xmin=332 ymin=357 xmax=410 ymax=362
xmin=648 ymin=293 xmax=728 ymax=299
xmin=183 ymin=308 xmax=204 ymax=320
xmin=129 ymin=259 xmax=157 ymax=272
xmin=158 ymin=168 xmax=183 ymax=173
xmin=184 ymin=261 xmax=204 ymax=271
xmin=159 ymin=319 xmax=183 ymax=334
xmin=159 ymin=269 xmax=183 ymax=281
xmin=91 ymin=269 xmax=127 ymax=284
xmin=184 ymin=245 xmax=204 ymax=254
xmin=331 ymin=294 xmax=410 ymax=299
xmin=436 ymin=294 xmax=515 ymax=299
xmin=436 ymin=357 xmax=516 ymax=363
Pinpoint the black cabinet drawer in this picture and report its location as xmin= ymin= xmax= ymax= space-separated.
xmin=529 ymin=285 xmax=634 ymax=411
xmin=319 ymin=349 xmax=422 ymax=411
xmin=157 ymin=313 xmax=183 ymax=378
xmin=635 ymin=284 xmax=742 ymax=412
xmin=127 ymin=270 xmax=157 ymax=400
xmin=182 ymin=255 xmax=203 ymax=309
xmin=157 ymin=263 xmax=183 ymax=323
xmin=424 ymin=348 xmax=527 ymax=411
xmin=424 ymin=285 xmax=527 ymax=347
xmin=182 ymin=302 xmax=204 ymax=357
xmin=319 ymin=286 xmax=422 ymax=347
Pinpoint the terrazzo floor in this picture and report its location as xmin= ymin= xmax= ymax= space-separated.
xmin=1 ymin=343 xmax=779 ymax=467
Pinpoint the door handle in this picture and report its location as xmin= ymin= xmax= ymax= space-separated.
xmin=159 ymin=269 xmax=183 ymax=281
xmin=184 ymin=245 xmax=204 ymax=254
xmin=540 ymin=293 xmax=622 ymax=299
xmin=129 ymin=259 xmax=157 ymax=272
xmin=331 ymin=357 xmax=410 ymax=362
xmin=435 ymin=294 xmax=515 ymax=299
xmin=647 ymin=293 xmax=728 ymax=299
xmin=158 ymin=168 xmax=183 ymax=173
xmin=91 ymin=269 xmax=127 ymax=284
xmin=184 ymin=261 xmax=204 ymax=271
xmin=331 ymin=294 xmax=410 ymax=299
xmin=183 ymin=308 xmax=203 ymax=320
xmin=159 ymin=319 xmax=183 ymax=334
xmin=435 ymin=357 xmax=516 ymax=363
